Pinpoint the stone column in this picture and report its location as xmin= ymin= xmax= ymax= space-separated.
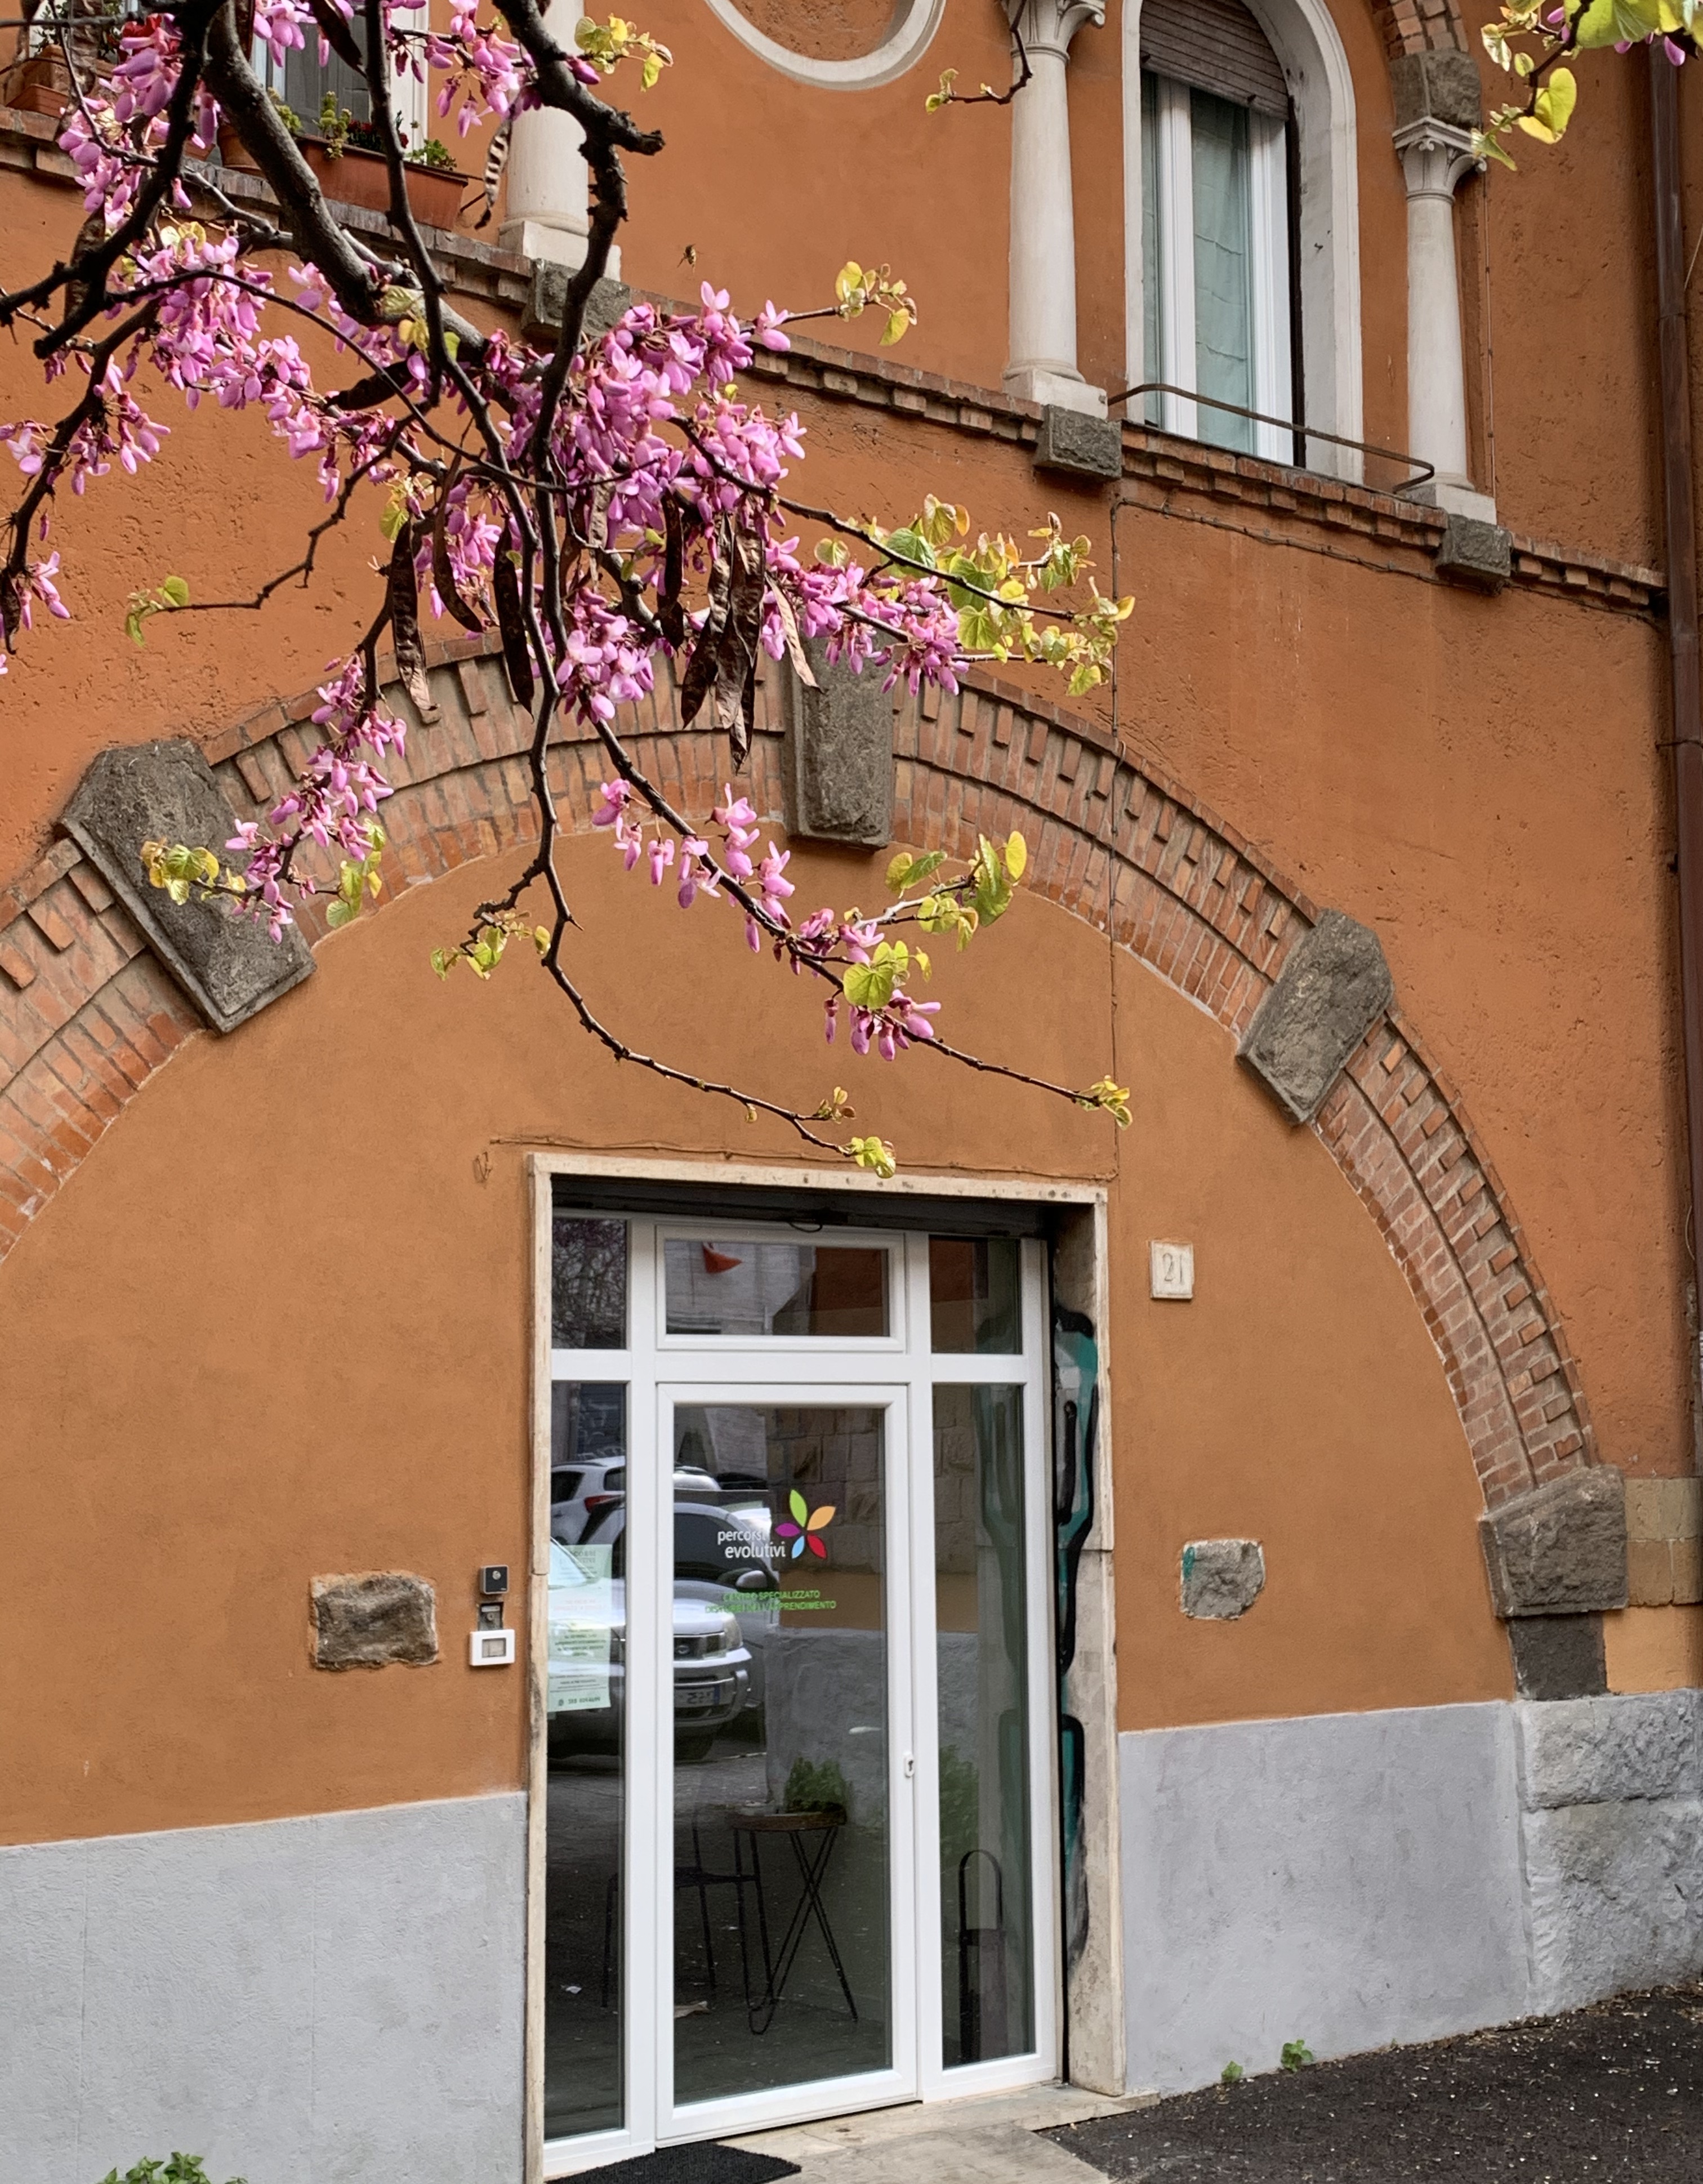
xmin=1004 ymin=0 xmax=1105 ymax=416
xmin=498 ymin=0 xmax=621 ymax=274
xmin=1391 ymin=52 xmax=1492 ymax=522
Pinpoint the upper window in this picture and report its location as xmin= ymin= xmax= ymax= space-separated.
xmin=255 ymin=8 xmax=430 ymax=149
xmin=1138 ymin=0 xmax=1295 ymax=463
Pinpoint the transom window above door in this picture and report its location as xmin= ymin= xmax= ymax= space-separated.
xmin=1138 ymin=0 xmax=1296 ymax=463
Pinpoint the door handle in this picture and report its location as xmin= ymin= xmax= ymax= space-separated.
xmin=903 ymin=1751 xmax=915 ymax=1779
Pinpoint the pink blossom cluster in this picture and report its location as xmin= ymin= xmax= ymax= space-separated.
xmin=226 ymin=658 xmax=406 ymax=935
xmin=0 ymin=361 xmax=170 ymax=500
xmin=591 ymin=772 xmax=939 ymax=1057
xmin=425 ymin=0 xmax=553 ymax=132
xmin=0 ymin=20 xmax=988 ymax=1037
xmin=59 ymin=15 xmax=216 ymax=227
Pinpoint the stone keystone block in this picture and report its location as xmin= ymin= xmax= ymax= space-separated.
xmin=1480 ymin=1468 xmax=1629 ymax=1619
xmin=1034 ymin=404 xmax=1124 ymax=482
xmin=1238 ymin=907 xmax=1394 ymax=1124
xmin=1435 ymin=514 xmax=1512 ymax=593
xmin=523 ymin=268 xmax=632 ymax=349
xmin=1180 ymin=1539 xmax=1266 ymax=1620
xmin=781 ymin=638 xmax=894 ymax=848
xmin=311 ymin=1572 xmax=439 ymax=1669
xmin=61 ymin=740 xmax=314 ymax=1034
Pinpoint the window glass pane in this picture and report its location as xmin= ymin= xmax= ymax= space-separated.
xmin=934 ymin=1384 xmax=1033 ymax=2068
xmin=670 ymin=1404 xmax=891 ymax=2106
xmin=549 ymin=1383 xmax=627 ymax=1543
xmin=1141 ymin=69 xmax=1162 ymax=427
xmin=545 ymin=1382 xmax=628 ymax=2138
xmin=929 ymin=1238 xmax=1022 ymax=1354
xmin=664 ymin=1238 xmax=888 ymax=1338
xmin=1191 ymin=88 xmax=1254 ymax=454
xmin=552 ymin=1215 xmax=627 ymax=1348
xmin=282 ymin=17 xmax=372 ymax=129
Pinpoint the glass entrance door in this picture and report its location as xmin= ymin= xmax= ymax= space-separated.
xmin=663 ymin=1393 xmax=908 ymax=2132
xmin=540 ymin=1211 xmax=1056 ymax=2174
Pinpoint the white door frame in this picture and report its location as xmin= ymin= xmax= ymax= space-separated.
xmin=528 ymin=1157 xmax=1098 ymax=2179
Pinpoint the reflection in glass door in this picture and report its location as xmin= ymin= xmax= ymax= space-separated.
xmin=539 ymin=1209 xmax=1055 ymax=2174
xmin=668 ymin=1401 xmax=894 ymax=2109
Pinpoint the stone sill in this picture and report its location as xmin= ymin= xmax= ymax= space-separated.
xmin=0 ymin=102 xmax=1662 ymax=617
xmin=747 ymin=329 xmax=1663 ymax=616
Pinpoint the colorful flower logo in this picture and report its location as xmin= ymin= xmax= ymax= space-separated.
xmin=774 ymin=1488 xmax=835 ymax=1560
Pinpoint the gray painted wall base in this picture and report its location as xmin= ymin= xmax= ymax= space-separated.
xmin=0 ymin=1793 xmax=526 ymax=2184
xmin=1121 ymin=1705 xmax=1528 ymax=2093
xmin=1120 ymin=1693 xmax=1703 ymax=2094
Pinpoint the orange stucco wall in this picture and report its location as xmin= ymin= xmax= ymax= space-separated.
xmin=0 ymin=842 xmax=1510 ymax=1848
xmin=0 ymin=0 xmax=1698 ymax=1849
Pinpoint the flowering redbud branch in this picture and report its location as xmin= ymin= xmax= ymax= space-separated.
xmin=0 ymin=7 xmax=1134 ymax=1175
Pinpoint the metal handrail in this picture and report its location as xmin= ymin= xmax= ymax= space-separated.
xmin=1105 ymin=380 xmax=1436 ymax=492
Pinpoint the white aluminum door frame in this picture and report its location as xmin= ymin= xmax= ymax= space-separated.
xmin=534 ymin=1194 xmax=1060 ymax=2178
xmin=656 ymin=1374 xmax=918 ymax=2146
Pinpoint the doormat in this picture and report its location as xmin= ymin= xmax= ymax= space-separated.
xmin=567 ymin=2146 xmax=801 ymax=2184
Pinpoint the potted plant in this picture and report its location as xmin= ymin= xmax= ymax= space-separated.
xmin=400 ymin=135 xmax=466 ymax=232
xmin=3 ymin=42 xmax=75 ymax=113
xmin=219 ymin=93 xmax=466 ymax=230
xmin=3 ymin=0 xmax=124 ymax=115
xmin=213 ymin=91 xmax=297 ymax=175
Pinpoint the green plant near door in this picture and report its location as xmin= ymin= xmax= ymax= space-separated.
xmin=782 ymin=1755 xmax=850 ymax=1823
xmin=100 ymin=2158 xmax=244 ymax=2184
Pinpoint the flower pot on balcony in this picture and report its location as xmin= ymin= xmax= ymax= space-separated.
xmin=4 ymin=46 xmax=75 ymax=115
xmin=300 ymin=140 xmax=466 ymax=230
xmin=216 ymin=120 xmax=262 ymax=173
xmin=401 ymin=160 xmax=466 ymax=233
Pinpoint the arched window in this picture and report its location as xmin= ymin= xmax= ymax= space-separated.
xmin=1124 ymin=0 xmax=1363 ymax=476
xmin=1139 ymin=0 xmax=1292 ymax=459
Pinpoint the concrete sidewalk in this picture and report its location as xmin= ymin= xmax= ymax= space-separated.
xmin=726 ymin=2083 xmax=1157 ymax=2184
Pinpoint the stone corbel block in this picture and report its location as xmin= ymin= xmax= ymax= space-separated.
xmin=1237 ymin=907 xmax=1394 ymax=1124
xmin=522 ymin=269 xmax=632 ymax=348
xmin=61 ymin=740 xmax=314 ymax=1034
xmin=1435 ymin=513 xmax=1512 ymax=592
xmin=1034 ymin=404 xmax=1124 ymax=481
xmin=1390 ymin=49 xmax=1483 ymax=133
xmin=311 ymin=1572 xmax=439 ymax=1668
xmin=1480 ymin=1468 xmax=1629 ymax=1618
xmin=781 ymin=638 xmax=894 ymax=848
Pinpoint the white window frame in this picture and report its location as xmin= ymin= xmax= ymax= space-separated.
xmin=530 ymin=1161 xmax=1075 ymax=2176
xmin=256 ymin=7 xmax=431 ymax=155
xmin=1122 ymin=0 xmax=1363 ymax=479
xmin=1144 ymin=74 xmax=1293 ymax=465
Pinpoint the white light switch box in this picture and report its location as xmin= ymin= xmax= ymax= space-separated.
xmin=469 ymin=1627 xmax=516 ymax=1667
xmin=1150 ymin=1240 xmax=1194 ymax=1300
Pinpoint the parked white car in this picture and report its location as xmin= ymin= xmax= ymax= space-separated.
xmin=578 ymin=1501 xmax=780 ymax=1707
xmin=545 ymin=1539 xmax=751 ymax=1764
xmin=549 ymin=1461 xmax=724 ymax=1545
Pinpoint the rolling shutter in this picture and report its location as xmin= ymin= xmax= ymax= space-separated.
xmin=1139 ymin=0 xmax=1289 ymax=118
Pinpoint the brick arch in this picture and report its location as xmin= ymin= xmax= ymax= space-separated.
xmin=0 ymin=632 xmax=1590 ymax=1512
xmin=1366 ymin=0 xmax=1468 ymax=60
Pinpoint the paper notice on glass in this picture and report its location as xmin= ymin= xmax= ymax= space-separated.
xmin=547 ymin=1544 xmax=614 ymax=1713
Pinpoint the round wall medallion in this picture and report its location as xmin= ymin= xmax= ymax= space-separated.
xmin=701 ymin=0 xmax=947 ymax=89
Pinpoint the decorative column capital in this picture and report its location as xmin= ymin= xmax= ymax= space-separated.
xmin=1010 ymin=0 xmax=1105 ymax=64
xmin=1393 ymin=115 xmax=1479 ymax=203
